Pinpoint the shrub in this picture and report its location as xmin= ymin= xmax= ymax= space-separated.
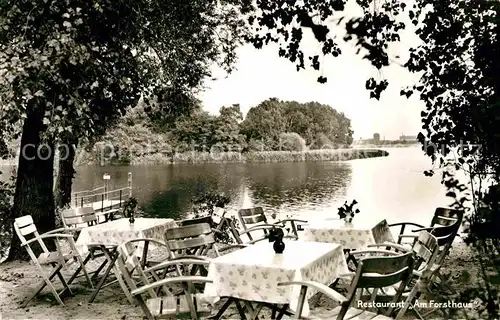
xmin=191 ymin=192 xmax=238 ymax=244
xmin=278 ymin=132 xmax=307 ymax=151
xmin=0 ymin=170 xmax=14 ymax=261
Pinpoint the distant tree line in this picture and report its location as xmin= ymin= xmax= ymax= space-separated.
xmin=151 ymin=98 xmax=354 ymax=153
xmin=354 ymin=139 xmax=418 ymax=146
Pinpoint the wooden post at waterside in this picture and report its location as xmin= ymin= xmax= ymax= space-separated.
xmin=103 ymin=173 xmax=111 ymax=201
xmin=128 ymin=172 xmax=132 ymax=197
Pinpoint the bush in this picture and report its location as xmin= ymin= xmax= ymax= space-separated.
xmin=279 ymin=132 xmax=307 ymax=151
xmin=191 ymin=192 xmax=238 ymax=244
xmin=0 ymin=170 xmax=14 ymax=261
xmin=312 ymin=132 xmax=333 ymax=149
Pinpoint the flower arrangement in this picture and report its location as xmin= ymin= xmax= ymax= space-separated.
xmin=123 ymin=197 xmax=138 ymax=224
xmin=337 ymin=199 xmax=360 ymax=224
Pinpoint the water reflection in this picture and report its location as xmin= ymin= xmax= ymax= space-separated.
xmin=244 ymin=162 xmax=351 ymax=217
xmin=74 ymin=161 xmax=352 ymax=219
xmin=67 ymin=147 xmax=452 ymax=224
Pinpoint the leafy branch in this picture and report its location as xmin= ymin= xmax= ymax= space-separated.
xmin=338 ymin=199 xmax=360 ymax=221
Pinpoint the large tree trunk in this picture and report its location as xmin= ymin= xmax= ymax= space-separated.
xmin=55 ymin=140 xmax=77 ymax=209
xmin=7 ymin=111 xmax=55 ymax=261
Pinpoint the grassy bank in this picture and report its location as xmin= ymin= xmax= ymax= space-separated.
xmin=0 ymin=149 xmax=389 ymax=166
xmin=110 ymin=148 xmax=389 ymax=165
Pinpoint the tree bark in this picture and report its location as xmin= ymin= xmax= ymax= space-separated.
xmin=55 ymin=140 xmax=77 ymax=209
xmin=7 ymin=111 xmax=55 ymax=261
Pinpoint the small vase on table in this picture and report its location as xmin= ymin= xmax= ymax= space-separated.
xmin=269 ymin=227 xmax=285 ymax=254
xmin=344 ymin=216 xmax=353 ymax=227
xmin=273 ymin=237 xmax=285 ymax=254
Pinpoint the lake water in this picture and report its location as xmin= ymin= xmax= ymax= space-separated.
xmin=62 ymin=147 xmax=451 ymax=226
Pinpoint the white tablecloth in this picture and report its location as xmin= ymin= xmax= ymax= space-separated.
xmin=303 ymin=219 xmax=395 ymax=250
xmin=75 ymin=218 xmax=177 ymax=256
xmin=205 ymin=240 xmax=348 ymax=315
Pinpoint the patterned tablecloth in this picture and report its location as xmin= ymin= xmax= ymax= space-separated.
xmin=302 ymin=219 xmax=395 ymax=250
xmin=205 ymin=240 xmax=349 ymax=316
xmin=75 ymin=218 xmax=177 ymax=256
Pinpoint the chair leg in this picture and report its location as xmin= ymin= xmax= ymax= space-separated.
xmin=395 ymin=286 xmax=419 ymax=320
xmin=211 ymin=297 xmax=233 ymax=319
xmin=235 ymin=300 xmax=248 ymax=320
xmin=67 ymin=254 xmax=93 ymax=287
xmin=92 ymin=258 xmax=109 ymax=280
xmin=55 ymin=269 xmax=74 ymax=297
xmin=22 ymin=264 xmax=64 ymax=307
xmin=76 ymin=254 xmax=94 ymax=288
xmin=114 ymin=265 xmax=134 ymax=304
xmin=271 ymin=304 xmax=277 ymax=319
xmin=22 ymin=281 xmax=48 ymax=308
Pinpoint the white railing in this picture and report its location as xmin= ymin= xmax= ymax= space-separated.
xmin=71 ymin=172 xmax=132 ymax=210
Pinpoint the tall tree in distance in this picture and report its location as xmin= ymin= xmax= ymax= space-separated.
xmin=0 ymin=0 xmax=252 ymax=260
xmin=242 ymin=98 xmax=353 ymax=150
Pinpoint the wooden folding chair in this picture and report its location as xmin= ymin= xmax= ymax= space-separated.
xmin=116 ymin=243 xmax=214 ymax=320
xmin=399 ymin=218 xmax=461 ymax=267
xmin=59 ymin=207 xmax=111 ymax=280
xmin=165 ymin=223 xmax=247 ymax=259
xmin=238 ymin=207 xmax=307 ymax=242
xmin=367 ymin=232 xmax=443 ymax=317
xmin=14 ymin=215 xmax=93 ymax=307
xmin=60 ymin=207 xmax=100 ymax=231
xmin=390 ymin=207 xmax=463 ymax=244
xmin=278 ymin=252 xmax=415 ymax=319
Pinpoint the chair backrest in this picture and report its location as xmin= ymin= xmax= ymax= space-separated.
xmin=412 ymin=231 xmax=439 ymax=270
xmin=428 ymin=219 xmax=460 ymax=264
xmin=238 ymin=207 xmax=267 ymax=229
xmin=165 ymin=223 xmax=216 ymax=255
xmin=117 ymin=240 xmax=158 ymax=299
xmin=430 ymin=219 xmax=460 ymax=245
xmin=60 ymin=206 xmax=98 ymax=229
xmin=430 ymin=207 xmax=463 ymax=228
xmin=179 ymin=216 xmax=213 ymax=227
xmin=372 ymin=219 xmax=395 ymax=243
xmin=117 ymin=243 xmax=212 ymax=320
xmin=341 ymin=252 xmax=415 ymax=318
xmin=13 ymin=215 xmax=48 ymax=254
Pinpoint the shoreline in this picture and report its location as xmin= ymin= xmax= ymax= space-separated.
xmin=0 ymin=148 xmax=389 ymax=167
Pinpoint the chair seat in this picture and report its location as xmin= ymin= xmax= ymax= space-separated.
xmin=309 ymin=306 xmax=393 ymax=320
xmin=145 ymin=293 xmax=211 ymax=318
xmin=37 ymin=251 xmax=75 ymax=265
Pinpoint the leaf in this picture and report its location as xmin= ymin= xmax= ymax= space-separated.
xmin=317 ymin=76 xmax=327 ymax=83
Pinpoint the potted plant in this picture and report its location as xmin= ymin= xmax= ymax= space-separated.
xmin=268 ymin=227 xmax=285 ymax=254
xmin=123 ymin=197 xmax=138 ymax=224
xmin=338 ymin=199 xmax=360 ymax=225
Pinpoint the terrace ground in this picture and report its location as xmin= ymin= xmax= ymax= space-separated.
xmin=0 ymin=237 xmax=487 ymax=320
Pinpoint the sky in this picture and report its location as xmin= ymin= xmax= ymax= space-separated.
xmin=198 ymin=3 xmax=425 ymax=140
